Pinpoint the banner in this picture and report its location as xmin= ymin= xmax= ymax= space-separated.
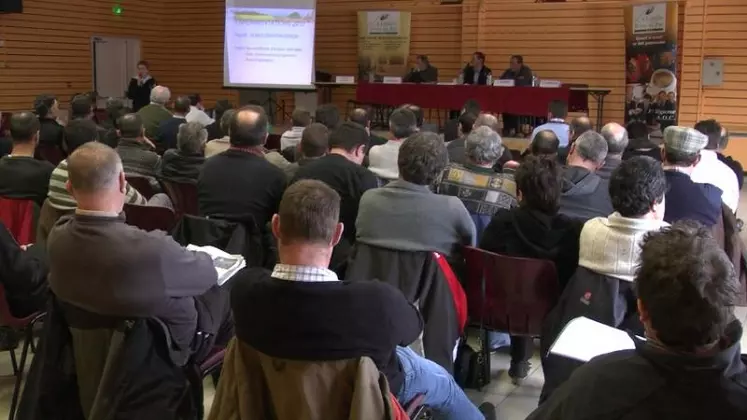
xmin=624 ymin=2 xmax=678 ymax=132
xmin=357 ymin=11 xmax=411 ymax=82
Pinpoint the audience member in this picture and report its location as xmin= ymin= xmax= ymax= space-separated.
xmin=115 ymin=113 xmax=161 ymax=180
xmin=157 ymin=122 xmax=206 ymax=184
xmin=403 ymin=103 xmax=434 ymax=132
xmin=34 ymin=94 xmax=65 ymax=154
xmin=349 ymin=107 xmax=388 ymax=152
xmin=284 ymin=122 xmax=328 ymax=180
xmin=444 ymin=99 xmax=480 ymax=143
xmin=280 ymin=108 xmax=311 ymax=151
xmin=185 ymin=93 xmax=214 ymax=126
xmin=70 ymin=94 xmax=108 ymax=145
xmin=156 ymin=95 xmax=190 ymax=152
xmin=473 ymin=113 xmax=513 ymax=169
xmin=559 ymin=131 xmax=614 ymax=221
xmin=100 ymin=97 xmax=127 ymax=148
xmin=204 ymin=109 xmax=235 ymax=158
xmin=531 ymin=130 xmax=560 ymax=157
xmin=661 ymin=126 xmax=721 ymax=227
xmin=539 ymin=156 xmax=668 ymax=402
xmin=48 ymin=142 xmax=231 ymax=365
xmin=438 ymin=126 xmax=518 ymax=235
xmin=446 ymin=112 xmax=478 ymax=165
xmin=693 ymin=119 xmax=740 ymax=212
xmin=480 ymin=156 xmax=583 ymax=382
xmin=368 ymin=107 xmax=418 ymax=182
xmin=596 ymin=122 xmax=629 ymax=180
xmin=0 ymin=112 xmax=55 ymax=206
xmin=531 ymin=100 xmax=570 ymax=148
xmin=0 ymin=221 xmax=48 ymax=317
xmin=622 ymin=120 xmax=661 ymax=161
xmin=137 ymin=85 xmax=172 ymax=140
xmin=528 ymin=222 xmax=747 ymax=419
xmin=558 ymin=116 xmax=593 ymax=163
xmin=315 ymin=103 xmax=341 ymax=130
xmin=205 ymin=99 xmax=234 ymax=141
xmin=357 ymin=132 xmax=476 ymax=258
xmin=229 ymin=180 xmax=495 ymax=420
xmin=126 ymin=60 xmax=156 ymax=112
xmin=198 ymin=105 xmax=286 ymax=226
xmin=715 ymin=126 xmax=744 ymax=190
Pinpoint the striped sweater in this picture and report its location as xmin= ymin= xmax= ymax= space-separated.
xmin=47 ymin=160 xmax=146 ymax=211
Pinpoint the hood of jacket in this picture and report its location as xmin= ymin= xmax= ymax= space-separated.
xmin=511 ymin=208 xmax=577 ymax=260
xmin=561 ymin=165 xmax=602 ymax=196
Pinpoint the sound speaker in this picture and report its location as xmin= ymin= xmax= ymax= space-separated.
xmin=0 ymin=0 xmax=23 ymax=13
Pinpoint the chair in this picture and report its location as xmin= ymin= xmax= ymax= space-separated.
xmin=123 ymin=203 xmax=177 ymax=232
xmin=0 ymin=197 xmax=36 ymax=246
xmin=1 ymin=283 xmax=45 ymax=420
xmin=36 ymin=145 xmax=65 ymax=166
xmin=125 ymin=174 xmax=157 ymax=199
xmin=160 ymin=179 xmax=199 ymax=219
xmin=462 ymin=246 xmax=559 ymax=386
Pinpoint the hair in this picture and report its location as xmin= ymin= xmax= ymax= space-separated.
xmin=174 ymin=96 xmax=192 ymax=114
xmin=403 ymin=104 xmax=424 ymax=128
xmin=64 ymin=119 xmax=99 ymax=154
xmin=291 ymin=108 xmax=312 ymax=127
xmin=150 ymin=86 xmax=171 ymax=105
xmin=71 ymin=94 xmax=92 ymax=119
xmin=573 ymin=131 xmax=608 ymax=164
xmin=531 ymin=130 xmax=560 ymax=156
xmin=511 ymin=54 xmax=524 ymax=64
xmin=398 ymin=132 xmax=448 ymax=185
xmin=33 ymin=94 xmax=57 ymax=119
xmin=601 ymin=122 xmax=630 ymax=155
xmin=466 ymin=126 xmax=503 ymax=165
xmin=663 ymin=148 xmax=700 ymax=167
xmin=118 ymin=113 xmax=144 ymax=138
xmin=570 ymin=116 xmax=593 ymax=140
xmin=67 ymin=142 xmax=122 ymax=194
xmin=474 ymin=113 xmax=500 ymax=133
xmin=548 ymin=100 xmax=568 ymax=119
xmin=105 ymin=98 xmax=125 ymax=122
xmin=694 ymin=119 xmax=722 ymax=151
xmin=459 ymin=112 xmax=478 ymax=135
xmin=229 ymin=105 xmax=268 ymax=147
xmin=609 ymin=156 xmax=666 ymax=217
xmin=328 ymin=121 xmax=368 ymax=153
xmin=137 ymin=60 xmax=149 ymax=68
xmin=636 ymin=222 xmax=738 ymax=352
xmin=719 ymin=127 xmax=730 ymax=150
xmin=177 ymin=122 xmax=208 ymax=154
xmin=188 ymin=93 xmax=202 ymax=106
xmin=515 ymin=156 xmax=562 ymax=215
xmin=389 ymin=107 xmax=417 ymax=139
xmin=220 ymin=109 xmax=236 ymax=135
xmin=349 ymin=108 xmax=370 ymax=127
xmin=462 ymin=99 xmax=481 ymax=115
xmin=473 ymin=51 xmax=486 ymax=63
xmin=214 ymin=99 xmax=234 ymax=122
xmin=300 ymin=123 xmax=329 ymax=158
xmin=9 ymin=112 xmax=40 ymax=143
xmin=278 ymin=180 xmax=341 ymax=245
xmin=112 ymin=106 xmax=131 ymax=130
xmin=626 ymin=121 xmax=649 ymax=143
xmin=315 ymin=104 xmax=341 ymax=130
xmin=416 ymin=54 xmax=429 ymax=63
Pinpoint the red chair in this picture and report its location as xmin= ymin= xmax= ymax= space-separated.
xmin=36 ymin=145 xmax=65 ymax=166
xmin=123 ymin=204 xmax=177 ymax=233
xmin=0 ymin=283 xmax=45 ymax=420
xmin=125 ymin=175 xmax=157 ymax=199
xmin=462 ymin=246 xmax=560 ymax=386
xmin=0 ymin=197 xmax=35 ymax=246
xmin=159 ymin=179 xmax=199 ymax=218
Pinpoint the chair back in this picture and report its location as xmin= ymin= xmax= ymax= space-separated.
xmin=462 ymin=246 xmax=559 ymax=337
xmin=0 ymin=197 xmax=35 ymax=245
xmin=0 ymin=283 xmax=38 ymax=328
xmin=36 ymin=145 xmax=65 ymax=165
xmin=125 ymin=175 xmax=156 ymax=199
xmin=123 ymin=203 xmax=177 ymax=232
xmin=160 ymin=179 xmax=199 ymax=218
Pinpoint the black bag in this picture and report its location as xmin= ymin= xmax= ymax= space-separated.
xmin=454 ymin=341 xmax=484 ymax=389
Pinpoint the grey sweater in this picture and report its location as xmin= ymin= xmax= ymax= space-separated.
xmin=356 ymin=180 xmax=476 ymax=257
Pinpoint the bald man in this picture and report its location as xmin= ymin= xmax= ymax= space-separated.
xmin=597 ymin=122 xmax=629 ymax=180
xmin=559 ymin=116 xmax=594 ymax=164
xmin=531 ymin=130 xmax=560 ymax=157
xmin=48 ymin=142 xmax=231 ymax=365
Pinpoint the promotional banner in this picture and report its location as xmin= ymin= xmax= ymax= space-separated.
xmin=357 ymin=11 xmax=411 ymax=82
xmin=624 ymin=2 xmax=678 ymax=132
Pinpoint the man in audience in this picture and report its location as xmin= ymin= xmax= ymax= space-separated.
xmin=623 ymin=120 xmax=661 ymax=161
xmin=185 ymin=93 xmax=214 ymax=126
xmin=661 ymin=126 xmax=722 ymax=227
xmin=284 ymin=122 xmax=329 ymax=180
xmin=137 ymin=85 xmax=172 ymax=140
xmin=403 ymin=104 xmax=435 ymax=132
xmin=100 ymin=97 xmax=126 ymax=148
xmin=474 ymin=113 xmax=514 ymax=168
xmin=531 ymin=100 xmax=570 ymax=148
xmin=528 ymin=222 xmax=747 ymax=419
xmin=204 ymin=109 xmax=235 ymax=158
xmin=539 ymin=156 xmax=668 ymax=402
xmin=115 ymin=113 xmax=161 ymax=180
xmin=198 ymin=105 xmax=286 ymax=226
xmin=447 ymin=112 xmax=478 ymax=165
xmin=205 ymin=99 xmax=233 ymax=141
xmin=715 ymin=126 xmax=743 ymax=190
xmin=156 ymin=95 xmax=191 ymax=152
xmin=481 ymin=156 xmax=583 ymax=382
xmin=438 ymin=126 xmax=517 ymax=235
xmin=531 ymin=130 xmax=560 ymax=157
xmin=70 ymin=94 xmax=108 ymax=144
xmin=357 ymin=132 xmax=476 ymax=259
xmin=0 ymin=112 xmax=55 ymax=206
xmin=349 ymin=107 xmax=387 ymax=150
xmin=693 ymin=119 xmax=739 ymax=212
xmin=34 ymin=94 xmax=65 ymax=154
xmin=444 ymin=99 xmax=480 ymax=143
xmin=48 ymin=142 xmax=231 ymax=365
xmin=596 ymin=122 xmax=629 ymax=180
xmin=315 ymin=103 xmax=341 ymax=130
xmin=280 ymin=108 xmax=311 ymax=151
xmin=558 ymin=116 xmax=593 ymax=163
xmin=230 ymin=180 xmax=495 ymax=420
xmin=369 ymin=107 xmax=418 ymax=182
xmin=559 ymin=131 xmax=614 ymax=221
xmin=157 ymin=122 xmax=206 ymax=184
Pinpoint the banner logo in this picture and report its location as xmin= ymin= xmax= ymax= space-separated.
xmin=633 ymin=4 xmax=666 ymax=34
xmin=367 ymin=12 xmax=400 ymax=35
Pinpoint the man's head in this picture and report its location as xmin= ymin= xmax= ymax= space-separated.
xmin=64 ymin=119 xmax=99 ymax=154
xmin=71 ymin=94 xmax=93 ymax=119
xmin=398 ymin=132 xmax=448 ymax=186
xmin=389 ymin=107 xmax=418 ymax=139
xmin=626 ymin=121 xmax=649 ymax=144
xmin=416 ymin=55 xmax=429 ymax=71
xmin=150 ymin=86 xmax=171 ymax=106
xmin=403 ymin=104 xmax=424 ymax=128
xmin=33 ymin=94 xmax=59 ymax=119
xmin=459 ymin=112 xmax=478 ymax=137
xmin=173 ymin=96 xmax=191 ymax=116
xmin=567 ymin=131 xmax=608 ymax=171
xmin=718 ymin=126 xmax=730 ymax=152
xmin=636 ymin=222 xmax=739 ymax=352
xmin=472 ymin=51 xmax=486 ymax=68
xmin=465 ymin=126 xmax=503 ymax=166
xmin=694 ymin=119 xmax=723 ymax=151
xmin=515 ymin=155 xmax=562 ymax=215
xmin=462 ymin=99 xmax=481 ymax=116
xmin=214 ymin=99 xmax=234 ymax=123
xmin=229 ymin=105 xmax=268 ymax=147
xmin=291 ymin=108 xmax=312 ymax=128
xmin=510 ymin=55 xmax=523 ymax=73
xmin=328 ymin=121 xmax=368 ymax=164
xmin=136 ymin=60 xmax=150 ymax=78
xmin=474 ymin=113 xmax=500 ymax=133
xmin=349 ymin=108 xmax=371 ymax=130
xmin=548 ymin=100 xmax=568 ymax=120
xmin=118 ymin=113 xmax=145 ymax=139
xmin=315 ymin=104 xmax=340 ymax=130
xmin=10 ymin=112 xmax=40 ymax=144
xmin=531 ymin=130 xmax=560 ymax=156
xmin=67 ymin=142 xmax=127 ymax=213
xmin=177 ymin=122 xmax=208 ymax=155
xmin=601 ymin=122 xmax=629 ymax=156
xmin=662 ymin=125 xmax=708 ymax=169
xmin=300 ymin=123 xmax=329 ymax=158
xmin=188 ymin=93 xmax=203 ymax=109
xmin=105 ymin=98 xmax=126 ymax=123
xmin=570 ymin=116 xmax=593 ymax=142
xmin=220 ymin=109 xmax=236 ymax=137
xmin=609 ymin=156 xmax=666 ymax=220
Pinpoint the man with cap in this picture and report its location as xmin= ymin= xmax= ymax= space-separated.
xmin=661 ymin=125 xmax=722 ymax=227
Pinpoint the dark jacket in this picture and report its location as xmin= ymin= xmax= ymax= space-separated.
xmin=156 ymin=116 xmax=187 ymax=153
xmin=38 ymin=117 xmax=65 ymax=152
xmin=462 ymin=65 xmax=493 ymax=85
xmin=0 ymin=222 xmax=48 ymax=318
xmin=527 ymin=321 xmax=747 ymax=420
xmin=0 ymin=136 xmax=11 ymax=158
xmin=115 ymin=137 xmax=161 ymax=179
xmin=404 ymin=65 xmax=438 ymax=83
xmin=500 ymin=65 xmax=534 ymax=86
xmin=559 ymin=166 xmax=614 ymax=221
xmin=719 ymin=152 xmax=744 ymax=190
xmin=136 ymin=103 xmax=172 ymax=140
xmin=447 ymin=137 xmax=466 ymax=165
xmin=664 ymin=170 xmax=722 ymax=227
xmin=595 ymin=156 xmax=622 ymax=180
xmin=157 ymin=149 xmax=204 ymax=184
xmin=126 ymin=77 xmax=157 ymax=112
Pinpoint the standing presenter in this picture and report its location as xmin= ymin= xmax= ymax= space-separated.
xmin=127 ymin=60 xmax=157 ymax=112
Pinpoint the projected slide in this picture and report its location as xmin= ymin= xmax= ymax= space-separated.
xmin=224 ymin=0 xmax=317 ymax=89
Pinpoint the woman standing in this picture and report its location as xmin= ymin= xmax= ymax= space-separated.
xmin=126 ymin=60 xmax=156 ymax=112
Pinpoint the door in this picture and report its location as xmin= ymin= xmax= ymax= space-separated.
xmin=92 ymin=37 xmax=141 ymax=109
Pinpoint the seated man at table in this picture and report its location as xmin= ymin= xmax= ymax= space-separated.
xmin=403 ymin=54 xmax=438 ymax=84
xmin=531 ymin=100 xmax=570 ymax=148
xmin=527 ymin=222 xmax=747 ymax=420
xmin=559 ymin=131 xmax=614 ymax=221
xmin=461 ymin=51 xmax=492 ymax=85
xmin=368 ymin=107 xmax=418 ymax=182
xmin=499 ymin=54 xmax=533 ymax=87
